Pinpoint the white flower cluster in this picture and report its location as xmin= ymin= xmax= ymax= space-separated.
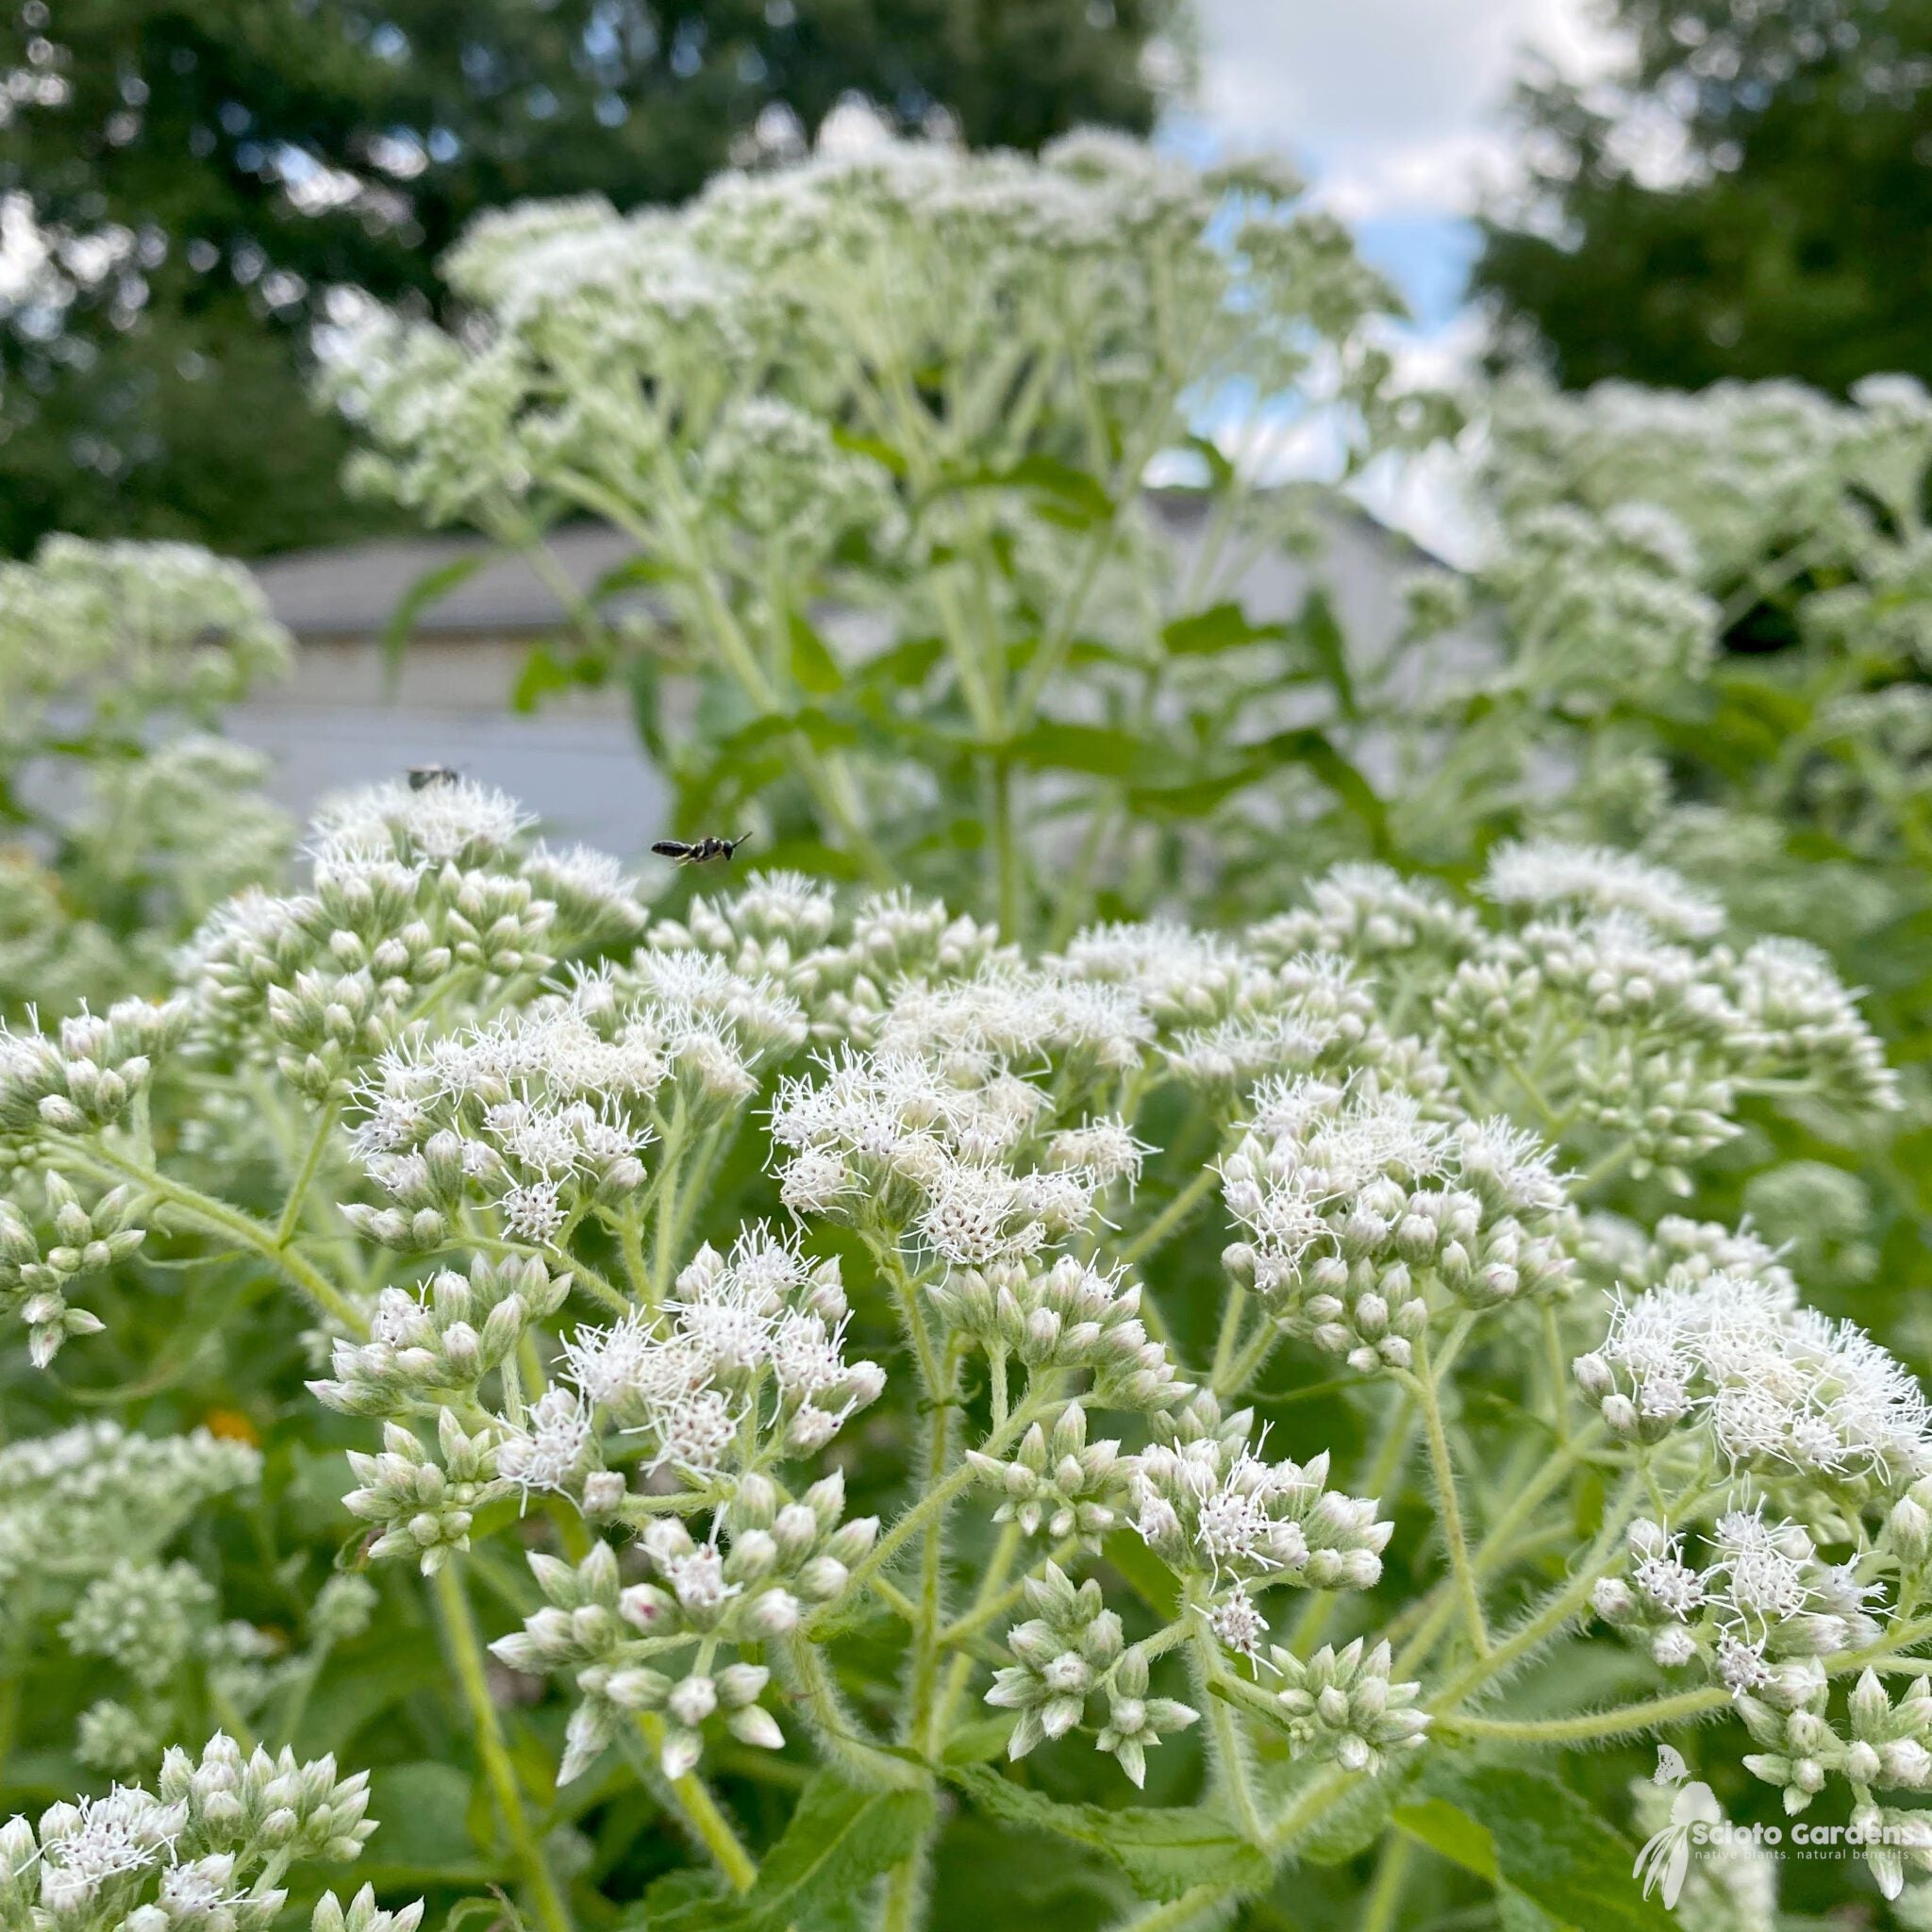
xmin=327 ymin=133 xmax=1390 ymax=558
xmin=986 ymin=1562 xmax=1198 ymax=1784
xmin=1129 ymin=1398 xmax=1391 ymax=1659
xmin=932 ymin=1256 xmax=1189 ymax=1413
xmin=562 ymin=1225 xmax=884 ymax=1472
xmin=0 ymin=1422 xmax=258 ymax=1599
xmin=0 ymin=1170 xmax=147 ymax=1365
xmin=1263 ymin=1639 xmax=1429 ymax=1775
xmin=769 ymin=1051 xmax=1102 ymax=1263
xmin=0 ymin=1734 xmax=391 ymax=1932
xmin=179 ymin=777 xmax=642 ymax=1105
xmin=0 ymin=997 xmax=188 ymax=1145
xmin=1595 ymin=1508 xmax=1882 ymax=1691
xmin=490 ymin=1475 xmax=876 ymax=1784
xmin=1296 ymin=841 xmax=1912 ymax=1183
xmin=1575 ymin=1273 xmax=1932 ymax=1483
xmin=1221 ymin=1075 xmax=1576 ymax=1371
xmin=0 ymin=537 xmax=291 ymax=730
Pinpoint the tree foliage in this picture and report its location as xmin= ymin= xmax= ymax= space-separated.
xmin=1473 ymin=0 xmax=1932 ymax=393
xmin=0 ymin=0 xmax=1178 ymax=556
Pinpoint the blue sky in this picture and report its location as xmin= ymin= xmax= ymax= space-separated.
xmin=1164 ymin=0 xmax=1617 ymax=333
xmin=1156 ymin=1 xmax=1619 ymax=555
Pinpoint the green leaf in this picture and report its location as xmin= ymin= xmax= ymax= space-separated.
xmin=942 ymin=456 xmax=1115 ymax=528
xmin=586 ymin=552 xmax=670 ymax=604
xmin=940 ymin=1717 xmax=1018 ymax=1766
xmin=1101 ymin=1529 xmax=1180 ymax=1621
xmin=443 ymin=1890 xmax=523 ymax=1932
xmin=1161 ymin=602 xmax=1288 ymax=656
xmin=1399 ymin=1764 xmax=1675 ymax=1932
xmin=358 ymin=1762 xmax=493 ymax=1883
xmin=788 ymin=612 xmax=844 ymax=696
xmin=944 ymin=1766 xmax=1270 ymax=1903
xmin=1241 ymin=727 xmax=1390 ymax=848
xmin=1182 ymin=431 xmax=1236 ymax=492
xmin=1292 ymin=1775 xmax=1394 ymax=1867
xmin=1292 ymin=587 xmax=1357 ymax=719
xmin=510 ymin=641 xmax=604 ymax=715
xmin=657 ymin=1774 xmax=933 ymax=1932
xmin=851 ymin=634 xmax=945 ymax=691
xmin=829 ymin=427 xmax=908 ymax=476
xmin=1004 ymin=723 xmax=1145 ymax=778
xmin=380 ymin=552 xmax=490 ymax=698
xmin=1391 ymin=1795 xmax=1499 ymax=1883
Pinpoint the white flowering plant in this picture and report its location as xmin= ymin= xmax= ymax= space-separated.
xmin=0 ymin=763 xmax=1928 ymax=1931
xmin=8 ymin=104 xmax=1932 ymax=1932
xmin=0 ymin=538 xmax=294 ymax=1022
xmin=321 ymin=133 xmax=1452 ymax=927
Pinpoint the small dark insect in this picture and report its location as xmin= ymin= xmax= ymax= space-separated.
xmin=408 ymin=763 xmax=462 ymax=791
xmin=652 ymin=832 xmax=753 ymax=866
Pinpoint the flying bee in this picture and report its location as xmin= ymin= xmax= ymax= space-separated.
xmin=652 ymin=831 xmax=752 ymax=866
xmin=407 ymin=763 xmax=462 ymax=791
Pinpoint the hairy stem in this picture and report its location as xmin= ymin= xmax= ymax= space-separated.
xmin=1433 ymin=1471 xmax=1645 ymax=1706
xmin=274 ymin=1102 xmax=340 ymax=1247
xmin=1401 ymin=1337 xmax=1489 ymax=1658
xmin=1440 ymin=1685 xmax=1730 ymax=1745
xmin=632 ymin=1713 xmax=758 ymax=1891
xmin=432 ymin=1561 xmax=574 ymax=1932
xmin=66 ymin=1140 xmax=366 ymax=1336
xmin=1115 ymin=1164 xmax=1222 ymax=1269
xmin=1191 ymin=1617 xmax=1265 ymax=1845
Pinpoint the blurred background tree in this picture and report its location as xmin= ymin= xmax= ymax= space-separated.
xmin=0 ymin=0 xmax=1184 ymax=558
xmin=1473 ymin=0 xmax=1932 ymax=393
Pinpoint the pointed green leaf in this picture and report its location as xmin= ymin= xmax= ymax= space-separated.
xmin=1161 ymin=602 xmax=1288 ymax=656
xmin=1401 ymin=1763 xmax=1675 ymax=1932
xmin=1292 ymin=587 xmax=1357 ymax=718
xmin=789 ymin=612 xmax=844 ymax=696
xmin=649 ymin=1774 xmax=932 ymax=1932
xmin=379 ymin=551 xmax=491 ymax=697
xmin=944 ymin=1766 xmax=1269 ymax=1902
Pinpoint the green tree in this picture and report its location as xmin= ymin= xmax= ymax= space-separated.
xmin=0 ymin=0 xmax=1181 ymax=557
xmin=1473 ymin=0 xmax=1932 ymax=393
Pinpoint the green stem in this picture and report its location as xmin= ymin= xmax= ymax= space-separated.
xmin=65 ymin=1140 xmax=366 ymax=1336
xmin=991 ymin=757 xmax=1024 ymax=941
xmin=1440 ymin=1686 xmax=1730 ymax=1746
xmin=1359 ymin=1831 xmax=1412 ymax=1932
xmin=615 ymin=1204 xmax=651 ymax=1306
xmin=939 ymin=1529 xmax=1079 ymax=1651
xmin=933 ymin=1515 xmax=1023 ymax=1731
xmin=1208 ymin=1286 xmax=1247 ymax=1392
xmin=1401 ymin=1338 xmax=1489 ymax=1658
xmin=1433 ymin=1471 xmax=1645 ymax=1706
xmin=825 ymin=1395 xmax=1049 ymax=1620
xmin=1114 ymin=1164 xmax=1222 ymax=1269
xmin=780 ymin=1635 xmax=923 ymax=1788
xmin=275 ymin=1102 xmax=340 ymax=1246
xmin=1541 ymin=1303 xmax=1571 ymax=1446
xmin=1191 ymin=1617 xmax=1264 ymax=1844
xmin=432 ymin=1562 xmax=574 ymax=1932
xmin=631 ymin=1713 xmax=758 ymax=1891
xmin=1214 ymin=1315 xmax=1281 ymax=1400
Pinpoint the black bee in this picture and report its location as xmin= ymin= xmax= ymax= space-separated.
xmin=407 ymin=763 xmax=462 ymax=791
xmin=652 ymin=832 xmax=753 ymax=866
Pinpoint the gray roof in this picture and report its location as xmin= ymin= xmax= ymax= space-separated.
xmin=251 ymin=524 xmax=643 ymax=641
xmin=251 ymin=499 xmax=1458 ymax=643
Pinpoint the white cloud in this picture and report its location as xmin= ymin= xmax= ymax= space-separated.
xmin=1178 ymin=0 xmax=1623 ymax=221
